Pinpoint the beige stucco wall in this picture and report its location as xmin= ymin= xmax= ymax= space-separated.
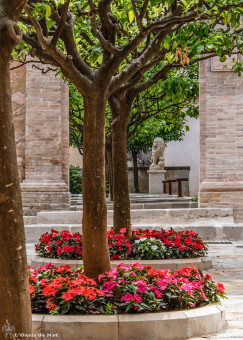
xmin=69 ymin=146 xmax=83 ymax=167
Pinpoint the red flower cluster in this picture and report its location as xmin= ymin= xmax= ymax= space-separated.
xmin=108 ymin=228 xmax=131 ymax=259
xmin=35 ymin=228 xmax=208 ymax=260
xmin=29 ymin=264 xmax=104 ymax=314
xmin=133 ymin=229 xmax=207 ymax=258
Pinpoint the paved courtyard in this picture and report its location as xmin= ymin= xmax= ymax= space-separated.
xmin=26 ymin=240 xmax=243 ymax=340
xmin=192 ymin=242 xmax=243 ymax=340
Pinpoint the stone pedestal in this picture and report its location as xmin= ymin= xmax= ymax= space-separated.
xmin=148 ymin=170 xmax=166 ymax=194
xmin=199 ymin=56 xmax=243 ymax=222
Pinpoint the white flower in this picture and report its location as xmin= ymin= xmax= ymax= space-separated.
xmin=135 ymin=240 xmax=140 ymax=244
xmin=151 ymin=245 xmax=158 ymax=251
xmin=140 ymin=238 xmax=147 ymax=242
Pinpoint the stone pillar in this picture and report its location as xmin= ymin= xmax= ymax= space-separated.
xmin=148 ymin=170 xmax=166 ymax=194
xmin=11 ymin=63 xmax=70 ymax=214
xmin=199 ymin=56 xmax=243 ymax=222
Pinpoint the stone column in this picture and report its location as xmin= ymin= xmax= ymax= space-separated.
xmin=19 ymin=64 xmax=70 ymax=214
xmin=199 ymin=56 xmax=243 ymax=222
xmin=148 ymin=170 xmax=166 ymax=194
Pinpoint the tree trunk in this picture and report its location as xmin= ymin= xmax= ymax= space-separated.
xmin=109 ymin=95 xmax=132 ymax=238
xmin=132 ymin=149 xmax=140 ymax=193
xmin=105 ymin=140 xmax=113 ymax=201
xmin=0 ymin=7 xmax=32 ymax=336
xmin=82 ymin=89 xmax=111 ymax=280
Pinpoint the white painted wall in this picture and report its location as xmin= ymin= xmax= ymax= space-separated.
xmin=69 ymin=146 xmax=83 ymax=167
xmin=164 ymin=116 xmax=199 ymax=197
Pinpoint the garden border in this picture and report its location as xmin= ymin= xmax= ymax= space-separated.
xmin=32 ymin=303 xmax=225 ymax=340
xmin=31 ymin=255 xmax=212 ymax=271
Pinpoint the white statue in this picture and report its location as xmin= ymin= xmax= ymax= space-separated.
xmin=150 ymin=137 xmax=165 ymax=170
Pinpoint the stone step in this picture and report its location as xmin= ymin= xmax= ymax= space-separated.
xmin=36 ymin=208 xmax=233 ymax=225
xmin=24 ymin=222 xmax=243 ymax=243
xmin=70 ymin=201 xmax=198 ymax=211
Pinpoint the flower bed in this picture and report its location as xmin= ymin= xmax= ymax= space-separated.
xmin=35 ymin=228 xmax=208 ymax=260
xmin=29 ymin=263 xmax=225 ymax=315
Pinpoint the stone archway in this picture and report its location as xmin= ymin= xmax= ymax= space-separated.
xmin=11 ymin=63 xmax=70 ymax=215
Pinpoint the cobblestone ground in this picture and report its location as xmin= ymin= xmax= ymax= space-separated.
xmin=26 ymin=242 xmax=243 ymax=340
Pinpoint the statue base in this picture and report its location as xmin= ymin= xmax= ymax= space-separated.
xmin=147 ymin=170 xmax=166 ymax=194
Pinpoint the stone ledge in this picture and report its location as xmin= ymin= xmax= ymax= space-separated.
xmin=30 ymin=255 xmax=212 ymax=271
xmin=32 ymin=304 xmax=225 ymax=340
xmin=36 ymin=207 xmax=234 ymax=225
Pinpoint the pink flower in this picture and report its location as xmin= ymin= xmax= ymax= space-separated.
xmin=105 ymin=267 xmax=118 ymax=279
xmin=133 ymin=294 xmax=142 ymax=303
xmin=121 ymin=293 xmax=134 ymax=302
xmin=149 ymin=286 xmax=162 ymax=298
xmin=132 ymin=262 xmax=144 ymax=269
xmin=129 ymin=271 xmax=136 ymax=276
xmin=120 ymin=228 xmax=127 ymax=234
xmin=102 ymin=280 xmax=118 ymax=293
xmin=135 ymin=280 xmax=147 ymax=293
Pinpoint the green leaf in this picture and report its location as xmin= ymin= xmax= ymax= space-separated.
xmin=128 ymin=10 xmax=134 ymax=24
xmin=97 ymin=55 xmax=103 ymax=64
xmin=220 ymin=55 xmax=226 ymax=62
xmin=45 ymin=4 xmax=52 ymax=18
xmin=47 ymin=19 xmax=55 ymax=30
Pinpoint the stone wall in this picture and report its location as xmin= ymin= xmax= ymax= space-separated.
xmin=199 ymin=56 xmax=243 ymax=222
xmin=10 ymin=63 xmax=70 ymax=215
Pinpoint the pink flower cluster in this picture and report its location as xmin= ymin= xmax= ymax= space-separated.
xmin=29 ymin=262 xmax=226 ymax=315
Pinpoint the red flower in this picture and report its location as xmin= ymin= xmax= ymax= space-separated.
xmin=76 ymin=245 xmax=82 ymax=256
xmin=57 ymin=247 xmax=62 ymax=257
xmin=205 ymin=273 xmax=212 ymax=280
xmin=174 ymin=238 xmax=181 ymax=247
xmin=63 ymin=245 xmax=74 ymax=253
xmin=29 ymin=285 xmax=35 ymax=295
xmin=179 ymin=244 xmax=185 ymax=252
xmin=164 ymin=239 xmax=171 ymax=246
xmin=216 ymin=282 xmax=225 ymax=294
xmin=42 ymin=286 xmax=58 ymax=297
xmin=192 ymin=242 xmax=199 ymax=249
xmin=56 ymin=265 xmax=71 ymax=273
xmin=185 ymin=238 xmax=192 ymax=245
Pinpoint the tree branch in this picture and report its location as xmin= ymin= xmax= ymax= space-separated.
xmin=52 ymin=0 xmax=70 ymax=45
xmin=131 ymin=0 xmax=145 ymax=36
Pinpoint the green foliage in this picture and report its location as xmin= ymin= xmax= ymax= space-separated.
xmin=131 ymin=238 xmax=166 ymax=259
xmin=128 ymin=64 xmax=199 ymax=153
xmin=15 ymin=0 xmax=243 ymax=74
xmin=69 ymin=165 xmax=82 ymax=194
